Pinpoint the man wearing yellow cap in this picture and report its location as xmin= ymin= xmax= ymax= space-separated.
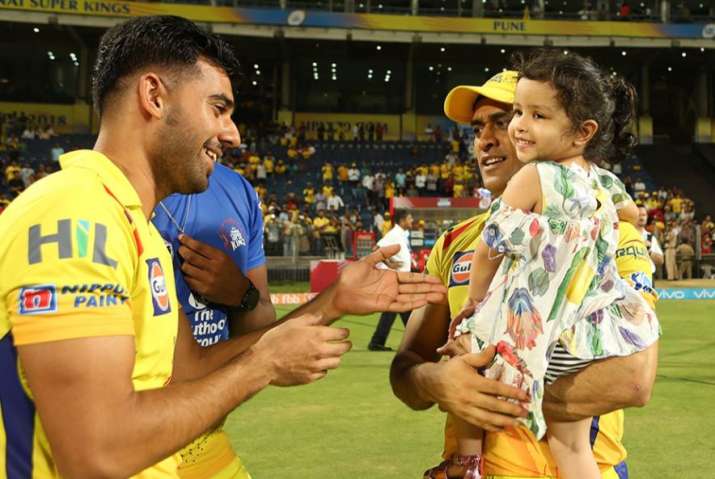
xmin=391 ymin=71 xmax=659 ymax=479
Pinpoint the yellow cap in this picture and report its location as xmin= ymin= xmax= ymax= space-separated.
xmin=443 ymin=70 xmax=518 ymax=124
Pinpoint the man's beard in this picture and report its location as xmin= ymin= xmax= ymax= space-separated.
xmin=153 ymin=107 xmax=209 ymax=197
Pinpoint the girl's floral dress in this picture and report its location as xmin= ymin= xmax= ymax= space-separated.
xmin=456 ymin=161 xmax=660 ymax=439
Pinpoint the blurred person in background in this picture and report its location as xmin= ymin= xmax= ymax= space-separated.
xmin=368 ymin=209 xmax=415 ymax=351
xmin=637 ymin=205 xmax=664 ymax=273
xmin=665 ymin=221 xmax=680 ymax=280
xmin=676 ymin=240 xmax=695 ymax=280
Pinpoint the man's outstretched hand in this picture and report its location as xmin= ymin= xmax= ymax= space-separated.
xmin=326 ymin=244 xmax=447 ymax=319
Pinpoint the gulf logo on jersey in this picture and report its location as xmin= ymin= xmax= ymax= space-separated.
xmin=449 ymin=251 xmax=474 ymax=287
xmin=146 ymin=258 xmax=171 ymax=316
xmin=18 ymin=285 xmax=57 ymax=315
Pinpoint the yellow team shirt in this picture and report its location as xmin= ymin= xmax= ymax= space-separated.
xmin=430 ymin=164 xmax=441 ymax=177
xmin=453 ymin=183 xmax=465 ymax=198
xmin=337 ymin=165 xmax=349 ymax=182
xmin=440 ymin=163 xmax=451 ymax=180
xmin=0 ymin=151 xmax=180 ymax=478
xmin=425 ymin=215 xmax=655 ymax=479
xmin=668 ymin=197 xmax=683 ymax=214
xmin=313 ymin=216 xmax=330 ymax=231
xmin=303 ymin=188 xmax=315 ymax=205
xmin=263 ymin=158 xmax=274 ymax=173
xmin=322 ymin=164 xmax=334 ymax=181
xmin=385 ymin=183 xmax=396 ymax=199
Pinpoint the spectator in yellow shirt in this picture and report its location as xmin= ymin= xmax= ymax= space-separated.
xmin=452 ymin=181 xmax=465 ymax=198
xmin=337 ymin=164 xmax=349 ymax=182
xmin=275 ymin=160 xmax=287 ymax=175
xmin=263 ymin=155 xmax=274 ymax=175
xmin=322 ymin=162 xmax=334 ymax=182
xmin=303 ymin=183 xmax=316 ymax=205
xmin=668 ymin=193 xmax=684 ymax=214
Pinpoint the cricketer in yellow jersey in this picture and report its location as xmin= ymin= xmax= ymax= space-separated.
xmin=390 ymin=70 xmax=658 ymax=479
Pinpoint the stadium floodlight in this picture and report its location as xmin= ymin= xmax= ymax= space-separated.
xmin=668 ymin=67 xmax=673 ymax=72
xmin=622 ymin=51 xmax=627 ymax=56
xmin=253 ymin=64 xmax=259 ymax=69
xmin=447 ymin=66 xmax=452 ymax=71
xmin=376 ymin=45 xmax=382 ymax=51
xmin=682 ymin=52 xmax=687 ymax=57
xmin=387 ymin=69 xmax=392 ymax=74
xmin=312 ymin=62 xmax=317 ymax=67
xmin=440 ymin=47 xmax=446 ymax=52
xmin=500 ymin=48 xmax=506 ymax=54
xmin=33 ymin=27 xmax=39 ymax=33
xmin=429 ymin=66 xmax=434 ymax=71
xmin=331 ymin=63 xmax=336 ymax=67
xmin=484 ymin=67 xmax=490 ymax=72
xmin=256 ymin=70 xmax=261 ymax=75
xmin=563 ymin=50 xmax=569 ymax=55
xmin=252 ymin=80 xmax=257 ymax=86
xmin=701 ymin=48 xmax=706 ymax=52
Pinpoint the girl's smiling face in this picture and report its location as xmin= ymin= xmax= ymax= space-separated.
xmin=508 ymin=78 xmax=585 ymax=165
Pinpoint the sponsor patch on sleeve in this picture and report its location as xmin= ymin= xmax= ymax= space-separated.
xmin=146 ymin=258 xmax=172 ymax=316
xmin=449 ymin=250 xmax=474 ymax=287
xmin=18 ymin=285 xmax=57 ymax=315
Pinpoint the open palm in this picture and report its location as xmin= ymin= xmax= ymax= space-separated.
xmin=331 ymin=244 xmax=447 ymax=316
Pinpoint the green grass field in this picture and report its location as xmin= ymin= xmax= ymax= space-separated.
xmin=225 ymin=298 xmax=715 ymax=478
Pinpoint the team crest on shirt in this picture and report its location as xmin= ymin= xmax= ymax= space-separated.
xmin=218 ymin=218 xmax=246 ymax=251
xmin=18 ymin=285 xmax=57 ymax=315
xmin=450 ymin=251 xmax=474 ymax=287
xmin=146 ymin=258 xmax=171 ymax=316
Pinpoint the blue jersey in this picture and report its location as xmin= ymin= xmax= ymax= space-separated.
xmin=152 ymin=163 xmax=265 ymax=347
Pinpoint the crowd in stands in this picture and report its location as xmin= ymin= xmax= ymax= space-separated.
xmin=630 ymin=183 xmax=714 ymax=280
xmin=2 ymin=120 xmax=714 ymax=279
xmin=221 ymin=136 xmax=489 ymax=258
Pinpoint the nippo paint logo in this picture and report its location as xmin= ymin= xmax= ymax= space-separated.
xmin=18 ymin=285 xmax=57 ymax=315
xmin=146 ymin=258 xmax=171 ymax=316
xmin=450 ymin=251 xmax=474 ymax=286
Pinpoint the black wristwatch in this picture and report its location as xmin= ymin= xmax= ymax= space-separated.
xmin=230 ymin=279 xmax=259 ymax=313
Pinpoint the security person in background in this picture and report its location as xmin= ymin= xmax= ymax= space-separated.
xmin=368 ymin=209 xmax=414 ymax=351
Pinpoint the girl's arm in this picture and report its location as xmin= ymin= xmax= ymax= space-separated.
xmin=465 ymin=164 xmax=541 ymax=304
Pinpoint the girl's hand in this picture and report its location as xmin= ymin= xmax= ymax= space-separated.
xmin=437 ymin=333 xmax=473 ymax=357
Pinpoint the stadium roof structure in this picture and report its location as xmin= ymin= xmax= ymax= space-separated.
xmin=1 ymin=1 xmax=715 ymax=48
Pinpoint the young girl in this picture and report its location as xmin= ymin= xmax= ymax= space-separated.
xmin=425 ymin=49 xmax=660 ymax=479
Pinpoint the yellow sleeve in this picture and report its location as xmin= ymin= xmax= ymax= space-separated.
xmin=425 ymin=233 xmax=446 ymax=283
xmin=4 ymin=190 xmax=136 ymax=345
xmin=615 ymin=222 xmax=658 ymax=309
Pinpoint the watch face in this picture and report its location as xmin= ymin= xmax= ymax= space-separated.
xmin=243 ymin=284 xmax=260 ymax=312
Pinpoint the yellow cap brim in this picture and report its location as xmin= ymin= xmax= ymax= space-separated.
xmin=443 ymin=84 xmax=515 ymax=124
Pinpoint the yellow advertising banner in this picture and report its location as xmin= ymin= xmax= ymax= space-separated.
xmin=0 ymin=0 xmax=709 ymax=39
xmin=0 ymin=101 xmax=91 ymax=134
xmin=292 ymin=112 xmax=400 ymax=141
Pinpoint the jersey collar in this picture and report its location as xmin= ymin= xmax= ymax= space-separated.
xmin=59 ymin=150 xmax=142 ymax=208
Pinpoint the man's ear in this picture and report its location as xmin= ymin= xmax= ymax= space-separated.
xmin=573 ymin=119 xmax=599 ymax=147
xmin=136 ymin=73 xmax=168 ymax=120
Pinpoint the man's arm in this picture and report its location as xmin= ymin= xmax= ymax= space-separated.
xmin=543 ymin=341 xmax=658 ymax=421
xmin=173 ymin=244 xmax=446 ymax=379
xmin=230 ymin=264 xmax=276 ymax=335
xmin=20 ymin=314 xmax=350 ymax=479
xmin=390 ymin=303 xmax=528 ymax=432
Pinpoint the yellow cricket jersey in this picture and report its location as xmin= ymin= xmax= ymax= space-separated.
xmin=425 ymin=215 xmax=655 ymax=479
xmin=0 ymin=151 xmax=180 ymax=478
